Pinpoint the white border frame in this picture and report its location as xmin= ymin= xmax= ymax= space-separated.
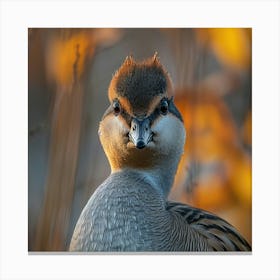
xmin=1 ymin=1 xmax=279 ymax=279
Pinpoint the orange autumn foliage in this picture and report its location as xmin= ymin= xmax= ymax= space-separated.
xmin=46 ymin=31 xmax=94 ymax=87
xmin=172 ymin=88 xmax=251 ymax=241
xmin=196 ymin=28 xmax=251 ymax=70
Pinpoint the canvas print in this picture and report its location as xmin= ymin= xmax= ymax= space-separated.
xmin=28 ymin=28 xmax=252 ymax=252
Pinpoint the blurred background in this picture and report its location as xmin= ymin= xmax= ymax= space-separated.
xmin=28 ymin=28 xmax=252 ymax=251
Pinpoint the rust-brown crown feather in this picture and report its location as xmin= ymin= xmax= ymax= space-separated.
xmin=108 ymin=54 xmax=173 ymax=116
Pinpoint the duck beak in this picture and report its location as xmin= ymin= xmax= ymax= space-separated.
xmin=129 ymin=118 xmax=153 ymax=149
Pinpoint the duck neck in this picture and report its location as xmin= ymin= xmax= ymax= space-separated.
xmin=111 ymin=157 xmax=179 ymax=198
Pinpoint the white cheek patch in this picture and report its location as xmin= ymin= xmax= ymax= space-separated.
xmin=100 ymin=115 xmax=129 ymax=137
xmin=99 ymin=115 xmax=130 ymax=154
xmin=111 ymin=116 xmax=129 ymax=134
xmin=152 ymin=115 xmax=186 ymax=155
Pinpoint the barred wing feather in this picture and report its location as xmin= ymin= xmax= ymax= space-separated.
xmin=166 ymin=201 xmax=251 ymax=251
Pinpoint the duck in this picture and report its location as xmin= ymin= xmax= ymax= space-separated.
xmin=69 ymin=54 xmax=251 ymax=252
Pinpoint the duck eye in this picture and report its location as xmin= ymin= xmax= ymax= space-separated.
xmin=113 ymin=101 xmax=121 ymax=115
xmin=160 ymin=100 xmax=168 ymax=115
